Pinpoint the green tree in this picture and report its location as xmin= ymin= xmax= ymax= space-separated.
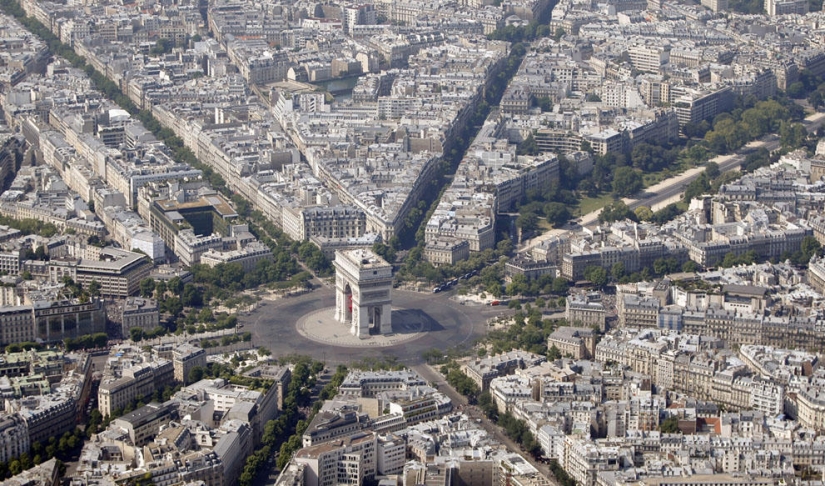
xmin=129 ymin=328 xmax=144 ymax=342
xmin=634 ymin=206 xmax=654 ymax=221
xmin=544 ymin=202 xmax=571 ymax=228
xmin=809 ymin=90 xmax=824 ymax=110
xmin=612 ymin=167 xmax=643 ymax=197
xmin=780 ymin=121 xmax=808 ymax=149
xmin=88 ymin=280 xmax=101 ymax=297
xmin=801 ymin=235 xmax=822 ymax=261
xmin=516 ymin=212 xmax=539 ymax=235
xmin=683 ymin=173 xmax=711 ymax=204
xmin=139 ymin=278 xmax=155 ymax=298
xmin=548 ymin=345 xmax=561 ymax=360
xmin=787 ymin=81 xmax=806 ymax=99
xmin=198 ymin=308 xmax=214 ymax=323
xmin=155 ymin=280 xmax=167 ymax=298
xmin=168 ymin=277 xmax=183 ymax=295
xmin=611 ymin=262 xmax=626 ymax=280
xmin=583 ymin=266 xmax=608 ymax=287
xmin=150 ymin=38 xmax=173 ymax=55
xmin=188 ymin=366 xmax=204 ymax=383
xmin=506 ymin=274 xmax=529 ymax=297
xmin=551 ymin=277 xmax=569 ymax=294
xmin=182 ymin=284 xmax=203 ymax=307
xmin=659 ymin=416 xmax=681 ymax=434
xmin=599 ymin=201 xmax=636 ymax=223
xmin=537 ymin=97 xmax=552 ymax=112
xmin=705 ymin=162 xmax=720 ymax=179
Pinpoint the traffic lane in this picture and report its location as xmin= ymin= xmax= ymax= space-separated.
xmin=243 ymin=289 xmax=494 ymax=365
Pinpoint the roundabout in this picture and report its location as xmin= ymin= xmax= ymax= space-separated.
xmin=242 ymin=287 xmax=507 ymax=365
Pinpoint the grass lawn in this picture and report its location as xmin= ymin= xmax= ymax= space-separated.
xmin=537 ymin=218 xmax=554 ymax=232
xmin=643 ymin=171 xmax=670 ymax=188
xmin=578 ymin=194 xmax=615 ymax=216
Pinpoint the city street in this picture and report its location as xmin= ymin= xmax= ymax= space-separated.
xmin=412 ymin=363 xmax=561 ymax=485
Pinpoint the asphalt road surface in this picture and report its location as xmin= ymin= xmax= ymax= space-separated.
xmin=242 ymin=288 xmax=509 ymax=366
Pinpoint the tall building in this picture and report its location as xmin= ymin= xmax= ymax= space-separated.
xmin=701 ymin=0 xmax=728 ymax=12
xmin=173 ymin=344 xmax=206 ymax=385
xmin=765 ymin=0 xmax=808 ymax=14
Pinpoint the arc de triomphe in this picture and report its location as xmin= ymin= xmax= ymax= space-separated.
xmin=333 ymin=249 xmax=393 ymax=338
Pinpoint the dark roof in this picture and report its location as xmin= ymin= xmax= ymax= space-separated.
xmin=722 ymin=284 xmax=768 ymax=297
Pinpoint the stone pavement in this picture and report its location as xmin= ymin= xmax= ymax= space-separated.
xmin=296 ymin=307 xmax=427 ymax=348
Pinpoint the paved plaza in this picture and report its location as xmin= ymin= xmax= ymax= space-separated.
xmin=297 ymin=306 xmax=428 ymax=347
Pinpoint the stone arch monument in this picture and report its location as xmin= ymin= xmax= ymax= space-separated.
xmin=333 ymin=248 xmax=393 ymax=338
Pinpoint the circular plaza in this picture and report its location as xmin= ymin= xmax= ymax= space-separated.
xmin=242 ymin=288 xmax=505 ymax=364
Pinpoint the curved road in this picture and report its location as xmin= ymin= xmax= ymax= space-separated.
xmin=241 ymin=288 xmax=509 ymax=366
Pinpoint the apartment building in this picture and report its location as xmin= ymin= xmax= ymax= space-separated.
xmin=121 ymin=297 xmax=159 ymax=336
xmin=173 ymin=344 xmax=206 ymax=385
xmin=293 ymin=432 xmax=377 ymax=486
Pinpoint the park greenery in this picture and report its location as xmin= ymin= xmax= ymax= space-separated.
xmin=485 ymin=307 xmax=573 ymax=356
xmin=0 ymin=215 xmax=57 ymax=237
xmin=515 ymin=91 xmax=809 ymax=239
xmin=597 ymin=158 xmax=752 ymax=230
xmin=397 ymin=240 xmax=512 ymax=287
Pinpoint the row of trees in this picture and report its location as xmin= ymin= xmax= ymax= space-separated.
xmin=0 ymin=1 xmax=335 ymax=287
xmin=63 ymin=333 xmax=107 ymax=351
xmin=503 ymin=273 xmax=570 ymax=299
xmin=0 ymin=429 xmax=80 ymax=479
xmin=198 ymin=332 xmax=252 ymax=349
xmin=398 ymin=241 xmax=512 ymax=287
xmin=716 ymin=235 xmax=822 ymax=268
xmin=479 ymin=392 xmax=541 ymax=457
xmin=6 ymin=342 xmax=40 ymax=353
xmin=239 ymin=357 xmax=329 ymax=486
xmin=400 ymin=22 xmax=544 ymax=248
xmin=440 ymin=361 xmax=481 ymax=403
